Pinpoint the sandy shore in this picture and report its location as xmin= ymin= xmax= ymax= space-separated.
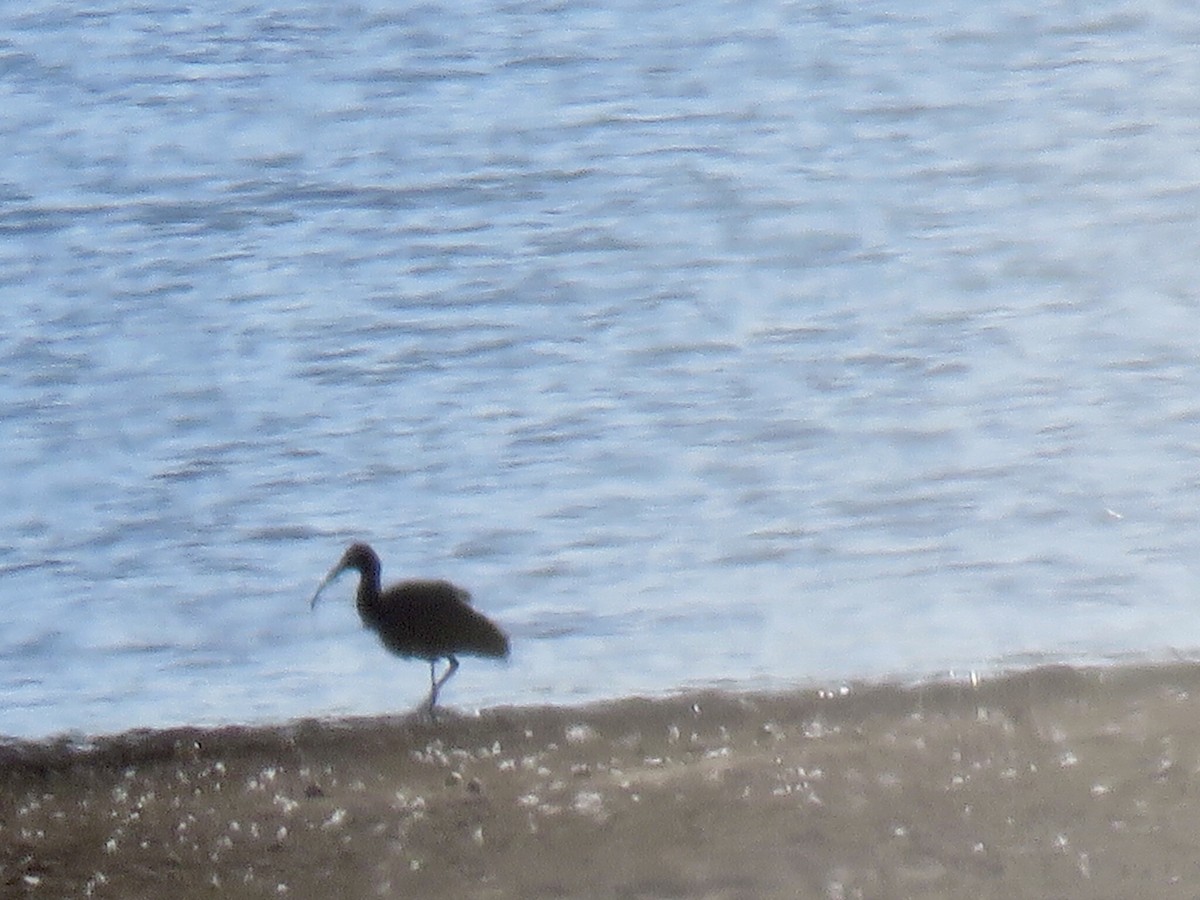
xmin=5 ymin=663 xmax=1200 ymax=898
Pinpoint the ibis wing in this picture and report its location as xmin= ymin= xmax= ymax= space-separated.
xmin=373 ymin=580 xmax=508 ymax=660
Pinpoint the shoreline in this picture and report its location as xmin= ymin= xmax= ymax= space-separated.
xmin=0 ymin=657 xmax=1166 ymax=753
xmin=5 ymin=661 xmax=1200 ymax=897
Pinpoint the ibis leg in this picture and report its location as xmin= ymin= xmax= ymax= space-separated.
xmin=426 ymin=656 xmax=460 ymax=716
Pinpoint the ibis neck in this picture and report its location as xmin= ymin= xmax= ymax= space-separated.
xmin=352 ymin=562 xmax=383 ymax=620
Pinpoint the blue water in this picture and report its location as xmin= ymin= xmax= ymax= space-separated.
xmin=4 ymin=1 xmax=1200 ymax=739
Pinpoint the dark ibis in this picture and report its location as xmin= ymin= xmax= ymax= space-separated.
xmin=310 ymin=542 xmax=509 ymax=716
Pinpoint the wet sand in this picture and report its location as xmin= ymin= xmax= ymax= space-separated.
xmin=4 ymin=663 xmax=1200 ymax=898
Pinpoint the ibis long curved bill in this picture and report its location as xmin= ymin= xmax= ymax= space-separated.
xmin=309 ymin=568 xmax=340 ymax=610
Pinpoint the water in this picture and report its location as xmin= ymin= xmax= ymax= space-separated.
xmin=3 ymin=0 xmax=1200 ymax=740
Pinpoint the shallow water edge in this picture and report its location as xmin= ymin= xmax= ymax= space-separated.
xmin=0 ymin=659 xmax=1166 ymax=765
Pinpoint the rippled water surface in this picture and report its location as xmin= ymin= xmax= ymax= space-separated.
xmin=4 ymin=1 xmax=1200 ymax=738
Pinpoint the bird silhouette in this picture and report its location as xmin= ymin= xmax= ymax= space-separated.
xmin=310 ymin=542 xmax=509 ymax=716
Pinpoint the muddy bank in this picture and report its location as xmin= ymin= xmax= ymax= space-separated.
xmin=4 ymin=663 xmax=1200 ymax=898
